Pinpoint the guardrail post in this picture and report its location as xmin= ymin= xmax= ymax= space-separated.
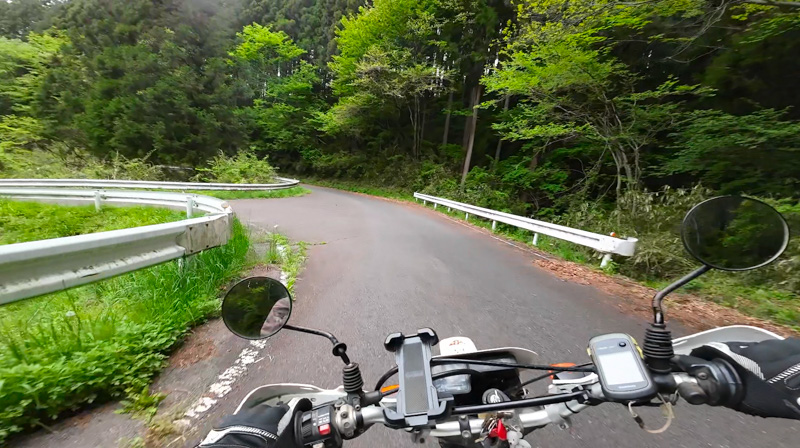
xmin=447 ymin=207 xmax=451 ymax=212
xmin=186 ymin=196 xmax=194 ymax=218
xmin=532 ymin=233 xmax=539 ymax=246
xmin=492 ymin=221 xmax=497 ymax=232
xmin=423 ymin=200 xmax=427 ymax=206
xmin=434 ymin=203 xmax=438 ymax=210
xmin=465 ymin=212 xmax=469 ymax=220
xmin=600 ymin=254 xmax=612 ymax=268
xmin=94 ymin=191 xmax=102 ymax=211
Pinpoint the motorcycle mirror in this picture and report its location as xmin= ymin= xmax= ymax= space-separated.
xmin=681 ymin=196 xmax=789 ymax=271
xmin=221 ymin=277 xmax=292 ymax=340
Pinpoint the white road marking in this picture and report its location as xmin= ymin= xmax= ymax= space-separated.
xmin=179 ymin=242 xmax=289 ymax=423
xmin=183 ymin=339 xmax=268 ymax=419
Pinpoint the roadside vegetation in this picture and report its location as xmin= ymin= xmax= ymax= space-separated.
xmin=0 ymin=200 xmax=186 ymax=244
xmin=0 ymin=217 xmax=253 ymax=442
xmin=186 ymin=186 xmax=311 ymax=201
xmin=0 ymin=194 xmax=308 ymax=443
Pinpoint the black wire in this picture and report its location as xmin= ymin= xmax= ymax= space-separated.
xmin=432 ymin=358 xmax=596 ymax=372
xmin=374 ymin=360 xmax=594 ymax=392
xmin=374 ymin=366 xmax=399 ymax=391
xmin=432 ymin=368 xmax=481 ymax=381
xmin=505 ymin=362 xmax=595 ymax=396
xmin=505 ymin=372 xmax=552 ymax=396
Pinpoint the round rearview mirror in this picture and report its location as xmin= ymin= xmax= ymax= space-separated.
xmin=681 ymin=196 xmax=789 ymax=271
xmin=221 ymin=277 xmax=292 ymax=339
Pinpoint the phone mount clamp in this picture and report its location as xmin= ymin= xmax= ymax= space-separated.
xmin=383 ymin=328 xmax=452 ymax=428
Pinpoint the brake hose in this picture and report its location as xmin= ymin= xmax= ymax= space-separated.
xmin=374 ymin=359 xmax=594 ymax=392
xmin=432 ymin=358 xmax=596 ymax=372
xmin=506 ymin=362 xmax=596 ymax=395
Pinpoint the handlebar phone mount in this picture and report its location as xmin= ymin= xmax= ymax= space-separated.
xmin=383 ymin=328 xmax=452 ymax=428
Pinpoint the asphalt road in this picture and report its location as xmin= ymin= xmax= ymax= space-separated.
xmin=185 ymin=186 xmax=797 ymax=448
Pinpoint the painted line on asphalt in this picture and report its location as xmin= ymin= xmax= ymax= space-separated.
xmin=178 ymin=240 xmax=289 ymax=425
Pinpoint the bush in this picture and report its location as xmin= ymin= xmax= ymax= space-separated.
xmin=193 ymin=150 xmax=277 ymax=183
xmin=559 ymin=186 xmax=713 ymax=279
xmin=557 ymin=187 xmax=799 ymax=327
xmin=0 ymin=220 xmax=252 ymax=442
xmin=0 ymin=147 xmax=164 ymax=181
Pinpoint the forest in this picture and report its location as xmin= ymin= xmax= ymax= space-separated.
xmin=1 ymin=1 xmax=798 ymax=318
xmin=0 ymin=0 xmax=798 ymax=441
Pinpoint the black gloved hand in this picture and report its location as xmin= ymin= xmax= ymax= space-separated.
xmin=198 ymin=397 xmax=312 ymax=447
xmin=691 ymin=338 xmax=800 ymax=420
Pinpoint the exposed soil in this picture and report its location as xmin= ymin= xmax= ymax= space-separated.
xmin=170 ymin=335 xmax=217 ymax=369
xmin=533 ymin=257 xmax=800 ymax=338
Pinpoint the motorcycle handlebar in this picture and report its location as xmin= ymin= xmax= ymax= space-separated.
xmin=355 ymin=367 xmax=740 ymax=435
xmin=298 ymin=366 xmax=741 ymax=446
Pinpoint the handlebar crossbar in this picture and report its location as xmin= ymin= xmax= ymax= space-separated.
xmin=450 ymin=390 xmax=589 ymax=415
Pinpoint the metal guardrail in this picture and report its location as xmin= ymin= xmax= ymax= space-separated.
xmin=414 ymin=193 xmax=637 ymax=267
xmin=0 ymin=176 xmax=301 ymax=304
xmin=0 ymin=177 xmax=300 ymax=190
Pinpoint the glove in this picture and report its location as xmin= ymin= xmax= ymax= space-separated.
xmin=198 ymin=397 xmax=312 ymax=447
xmin=691 ymin=338 xmax=800 ymax=420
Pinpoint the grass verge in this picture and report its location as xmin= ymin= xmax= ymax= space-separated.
xmin=182 ymin=186 xmax=310 ymax=200
xmin=0 ymin=199 xmax=186 ymax=245
xmin=0 ymin=219 xmax=254 ymax=443
xmin=302 ymin=178 xmax=412 ymax=200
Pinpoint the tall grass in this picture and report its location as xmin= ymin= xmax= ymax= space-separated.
xmin=0 ymin=219 xmax=252 ymax=442
xmin=0 ymin=199 xmax=186 ymax=245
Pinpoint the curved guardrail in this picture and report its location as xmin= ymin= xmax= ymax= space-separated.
xmin=0 ymin=177 xmax=300 ymax=190
xmin=414 ymin=192 xmax=637 ymax=267
xmin=0 ymin=178 xmax=299 ymax=304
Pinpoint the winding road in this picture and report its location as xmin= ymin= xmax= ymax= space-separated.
xmin=15 ymin=185 xmax=797 ymax=448
xmin=189 ymin=186 xmax=797 ymax=447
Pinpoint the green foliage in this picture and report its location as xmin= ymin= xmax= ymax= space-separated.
xmin=0 ymin=199 xmax=185 ymax=245
xmin=560 ymin=186 xmax=713 ymax=279
xmin=262 ymin=232 xmax=308 ymax=293
xmin=117 ymin=386 xmax=166 ymax=422
xmin=666 ymin=109 xmax=800 ymax=196
xmin=186 ymin=186 xmax=311 ymax=200
xmin=230 ymin=24 xmax=306 ymax=63
xmin=193 ymin=150 xmax=277 ymax=184
xmin=0 ymin=0 xmax=53 ymax=39
xmin=0 ymin=218 xmax=252 ymax=442
xmin=230 ymin=24 xmax=322 ymax=165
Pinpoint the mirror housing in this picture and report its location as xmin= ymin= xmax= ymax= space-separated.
xmin=651 ymin=196 xmax=789 ymax=326
xmin=221 ymin=277 xmax=292 ymax=340
xmin=681 ymin=196 xmax=789 ymax=271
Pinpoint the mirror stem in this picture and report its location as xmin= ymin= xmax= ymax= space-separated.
xmin=284 ymin=324 xmax=340 ymax=344
xmin=652 ymin=265 xmax=711 ymax=325
xmin=284 ymin=324 xmax=351 ymax=364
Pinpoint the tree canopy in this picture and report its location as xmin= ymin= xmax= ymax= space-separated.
xmin=0 ymin=0 xmax=798 ymax=202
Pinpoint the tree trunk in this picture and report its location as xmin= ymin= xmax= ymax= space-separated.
xmin=460 ymin=85 xmax=482 ymax=189
xmin=610 ymin=148 xmax=623 ymax=196
xmin=492 ymin=95 xmax=510 ymax=171
xmin=420 ymin=98 xmax=427 ymax=155
xmin=441 ymin=90 xmax=453 ymax=147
